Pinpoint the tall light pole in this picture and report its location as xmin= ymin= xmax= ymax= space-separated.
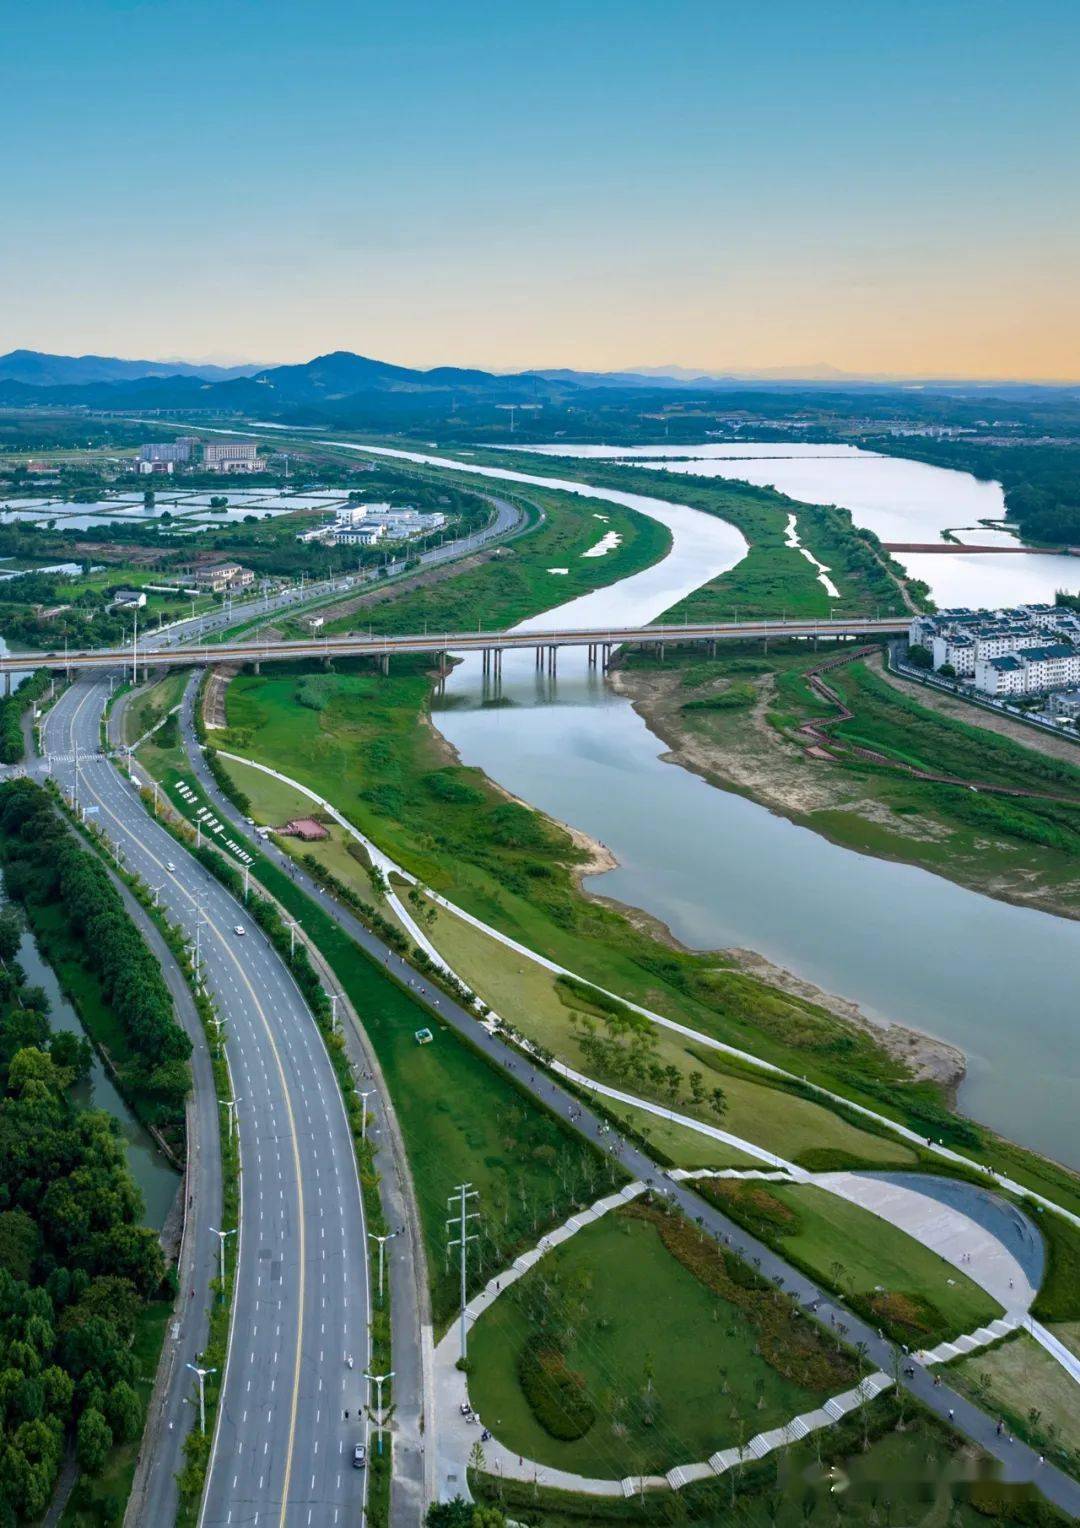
xmin=284 ymin=919 xmax=300 ymax=959
xmin=219 ymin=1096 xmax=240 ymax=1142
xmin=330 ymin=993 xmax=339 ymax=1033
xmin=368 ymin=1229 xmax=399 ymax=1302
xmin=186 ymin=1364 xmax=216 ymax=1434
xmin=209 ymin=1225 xmax=236 ymax=1284
xmin=447 ymin=1184 xmax=479 ymax=1362
xmin=364 ymin=1370 xmax=395 ymax=1455
xmin=151 ymin=882 xmax=164 ymax=908
xmin=358 ymin=1089 xmax=375 ymax=1143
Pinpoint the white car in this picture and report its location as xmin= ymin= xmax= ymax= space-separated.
xmin=166 ymin=862 xmax=176 ymax=873
xmin=234 ymin=925 xmax=246 ymax=937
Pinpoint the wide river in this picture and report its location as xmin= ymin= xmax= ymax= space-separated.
xmin=345 ymin=442 xmax=1080 ymax=1167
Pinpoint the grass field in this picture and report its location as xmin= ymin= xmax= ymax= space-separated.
xmin=467 ymin=1210 xmax=829 ymax=1477
xmin=422 ymin=897 xmax=917 ymax=1170
xmin=122 ymin=669 xmax=188 ymax=746
xmin=949 ymin=1332 xmax=1080 ymax=1473
xmin=765 ymin=1184 xmax=1002 ymax=1342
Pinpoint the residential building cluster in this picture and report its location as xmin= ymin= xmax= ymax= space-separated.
xmin=909 ymin=605 xmax=1080 ymax=698
xmin=296 ymin=501 xmax=447 ymax=548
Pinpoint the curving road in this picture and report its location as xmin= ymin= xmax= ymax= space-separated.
xmin=41 ymin=677 xmax=371 ymax=1528
xmin=177 ymin=702 xmax=1080 ymax=1518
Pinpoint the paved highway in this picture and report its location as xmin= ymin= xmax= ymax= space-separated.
xmin=178 ymin=709 xmax=1080 ymax=1517
xmin=42 ymin=678 xmax=372 ymax=1528
xmin=2 ymin=614 xmax=911 ymax=675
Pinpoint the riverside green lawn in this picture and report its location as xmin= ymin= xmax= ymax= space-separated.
xmin=133 ymin=725 xmax=623 ymax=1330
xmin=209 ymin=456 xmax=1080 ymax=1220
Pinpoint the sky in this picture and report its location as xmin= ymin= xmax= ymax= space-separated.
xmin=3 ymin=0 xmax=1079 ymax=379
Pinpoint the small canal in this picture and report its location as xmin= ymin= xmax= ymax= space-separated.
xmin=16 ymin=922 xmax=179 ymax=1229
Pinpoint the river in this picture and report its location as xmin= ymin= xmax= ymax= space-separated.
xmin=16 ymin=922 xmax=179 ymax=1228
xmin=335 ymin=442 xmax=1080 ymax=1168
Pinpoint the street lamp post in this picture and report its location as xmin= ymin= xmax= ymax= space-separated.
xmin=186 ymin=1363 xmax=217 ymax=1433
xmin=364 ymin=1370 xmax=395 ymax=1455
xmin=368 ymin=1229 xmax=400 ymax=1302
xmin=358 ymin=1089 xmax=375 ymax=1143
xmin=209 ymin=1226 xmax=237 ymax=1284
xmin=219 ymin=1096 xmax=241 ymax=1142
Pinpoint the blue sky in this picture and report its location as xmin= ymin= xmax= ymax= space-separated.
xmin=3 ymin=0 xmax=1078 ymax=376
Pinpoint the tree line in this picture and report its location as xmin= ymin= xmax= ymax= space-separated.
xmin=0 ymin=782 xmax=191 ymax=1138
xmin=0 ymin=866 xmax=169 ymax=1521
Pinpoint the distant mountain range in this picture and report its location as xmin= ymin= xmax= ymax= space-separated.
xmin=0 ymin=349 xmax=265 ymax=387
xmin=0 ymin=348 xmax=1074 ymax=425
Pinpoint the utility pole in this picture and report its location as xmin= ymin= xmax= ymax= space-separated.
xmin=364 ymin=1371 xmax=395 ymax=1455
xmin=209 ymin=1225 xmax=236 ymax=1284
xmin=368 ymin=1229 xmax=400 ymax=1302
xmin=447 ymin=1184 xmax=479 ymax=1362
xmin=186 ymin=1364 xmax=216 ymax=1433
xmin=242 ymin=864 xmax=249 ymax=903
xmin=219 ymin=1095 xmax=240 ymax=1142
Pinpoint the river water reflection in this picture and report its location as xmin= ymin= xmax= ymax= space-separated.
xmin=344 ymin=443 xmax=1080 ymax=1167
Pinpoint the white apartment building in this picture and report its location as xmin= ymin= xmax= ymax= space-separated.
xmin=974 ymin=644 xmax=1080 ymax=697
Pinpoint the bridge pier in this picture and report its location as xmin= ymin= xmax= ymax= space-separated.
xmin=253 ymin=660 xmax=261 ymax=675
xmin=546 ymin=645 xmax=557 ymax=675
xmin=3 ymin=671 xmax=9 ymax=697
xmin=587 ymin=643 xmax=596 ymax=667
xmin=708 ymin=640 xmax=716 ymax=658
xmin=380 ymin=653 xmax=390 ymax=676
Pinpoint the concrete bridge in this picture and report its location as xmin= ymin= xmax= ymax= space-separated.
xmin=1 ymin=615 xmax=911 ymax=683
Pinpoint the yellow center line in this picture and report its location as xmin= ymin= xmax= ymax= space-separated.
xmin=55 ymin=685 xmax=306 ymax=1527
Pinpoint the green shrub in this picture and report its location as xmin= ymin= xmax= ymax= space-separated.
xmin=1030 ymin=1204 xmax=1080 ymax=1322
xmin=517 ymin=1340 xmax=595 ymax=1441
xmin=682 ymin=682 xmax=756 ymax=712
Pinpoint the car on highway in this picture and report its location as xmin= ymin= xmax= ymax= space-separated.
xmin=166 ymin=861 xmax=176 ymax=873
xmin=352 ymin=1443 xmax=367 ymax=1469
xmin=234 ymin=925 xmax=246 ymax=936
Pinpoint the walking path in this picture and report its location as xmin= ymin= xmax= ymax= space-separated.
xmin=207 ymin=753 xmax=1078 ymax=1247
xmin=432 ymin=1182 xmax=1022 ymax=1500
xmin=180 ymin=743 xmax=1080 ymax=1517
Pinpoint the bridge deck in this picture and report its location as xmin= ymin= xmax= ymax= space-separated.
xmin=2 ymin=617 xmax=911 ymax=673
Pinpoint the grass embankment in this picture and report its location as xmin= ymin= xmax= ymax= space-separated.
xmin=462 ymin=450 xmax=916 ymax=619
xmin=700 ymin=1179 xmax=1000 ymax=1345
xmin=948 ymin=1332 xmax=1080 ymax=1478
xmin=121 ymin=669 xmax=188 ymax=746
xmin=216 ymin=651 xmax=1080 ymax=1220
xmin=294 ymin=475 xmax=671 ymax=640
xmin=131 ymin=745 xmax=618 ymax=1332
xmin=468 ymin=1202 xmax=856 ymax=1479
xmin=470 ymin=1393 xmax=1064 ymax=1527
xmin=417 ymin=897 xmax=916 ymax=1172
